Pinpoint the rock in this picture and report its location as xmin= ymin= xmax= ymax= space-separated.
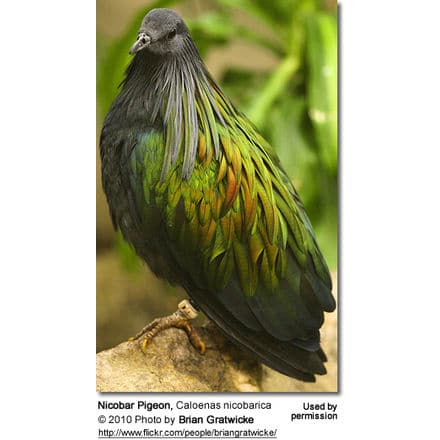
xmin=96 ymin=323 xmax=262 ymax=392
xmin=96 ymin=275 xmax=338 ymax=393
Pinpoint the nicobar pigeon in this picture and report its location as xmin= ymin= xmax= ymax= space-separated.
xmin=100 ymin=8 xmax=336 ymax=381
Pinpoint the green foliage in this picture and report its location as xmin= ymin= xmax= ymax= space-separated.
xmin=97 ymin=0 xmax=338 ymax=270
xmin=305 ymin=12 xmax=338 ymax=174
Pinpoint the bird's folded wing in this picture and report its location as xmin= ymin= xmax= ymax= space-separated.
xmin=127 ymin=122 xmax=335 ymax=353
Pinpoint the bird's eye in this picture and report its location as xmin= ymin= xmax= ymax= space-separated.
xmin=167 ymin=29 xmax=177 ymax=39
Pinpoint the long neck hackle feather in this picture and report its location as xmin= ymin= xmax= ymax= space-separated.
xmin=120 ymin=36 xmax=229 ymax=181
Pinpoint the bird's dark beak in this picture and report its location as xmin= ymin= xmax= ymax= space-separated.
xmin=129 ymin=32 xmax=151 ymax=55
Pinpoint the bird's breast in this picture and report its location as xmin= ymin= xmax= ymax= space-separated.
xmin=100 ymin=122 xmax=182 ymax=281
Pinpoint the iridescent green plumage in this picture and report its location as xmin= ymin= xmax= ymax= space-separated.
xmin=100 ymin=8 xmax=336 ymax=381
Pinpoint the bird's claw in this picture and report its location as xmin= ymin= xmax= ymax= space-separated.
xmin=141 ymin=339 xmax=149 ymax=350
xmin=128 ymin=300 xmax=206 ymax=354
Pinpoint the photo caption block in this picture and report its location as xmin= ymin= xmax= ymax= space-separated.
xmin=96 ymin=395 xmax=340 ymax=438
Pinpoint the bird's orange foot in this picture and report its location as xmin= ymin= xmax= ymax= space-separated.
xmin=128 ymin=299 xmax=206 ymax=354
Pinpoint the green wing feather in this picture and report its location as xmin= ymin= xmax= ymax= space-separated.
xmin=128 ymin=80 xmax=335 ymax=348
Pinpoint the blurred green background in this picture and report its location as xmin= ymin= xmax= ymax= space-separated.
xmin=96 ymin=0 xmax=338 ymax=353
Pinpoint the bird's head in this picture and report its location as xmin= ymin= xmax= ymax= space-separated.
xmin=129 ymin=8 xmax=190 ymax=57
